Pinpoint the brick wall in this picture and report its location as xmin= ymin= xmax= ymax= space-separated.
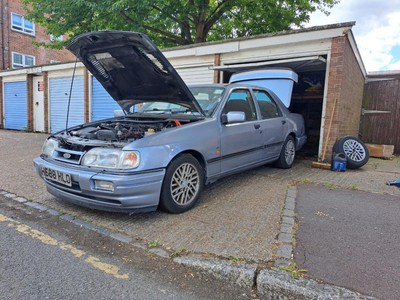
xmin=0 ymin=77 xmax=3 ymax=128
xmin=322 ymin=36 xmax=365 ymax=160
xmin=27 ymin=74 xmax=33 ymax=130
xmin=0 ymin=0 xmax=74 ymax=70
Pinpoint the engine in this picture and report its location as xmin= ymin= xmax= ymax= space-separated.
xmin=69 ymin=119 xmax=177 ymax=142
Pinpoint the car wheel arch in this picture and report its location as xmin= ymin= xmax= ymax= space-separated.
xmin=287 ymin=132 xmax=297 ymax=146
xmin=167 ymin=150 xmax=206 ymax=172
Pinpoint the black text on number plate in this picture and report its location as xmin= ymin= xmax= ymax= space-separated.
xmin=42 ymin=167 xmax=72 ymax=187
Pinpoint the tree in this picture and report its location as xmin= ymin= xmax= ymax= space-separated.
xmin=22 ymin=0 xmax=338 ymax=48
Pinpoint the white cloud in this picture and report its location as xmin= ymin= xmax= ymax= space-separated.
xmin=387 ymin=60 xmax=400 ymax=70
xmin=307 ymin=0 xmax=400 ymax=71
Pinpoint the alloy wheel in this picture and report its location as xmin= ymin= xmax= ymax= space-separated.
xmin=170 ymin=162 xmax=200 ymax=206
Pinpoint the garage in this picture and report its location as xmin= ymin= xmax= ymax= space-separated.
xmin=213 ymin=57 xmax=327 ymax=156
xmin=49 ymin=76 xmax=84 ymax=133
xmin=91 ymin=77 xmax=120 ymax=121
xmin=164 ymin=22 xmax=366 ymax=161
xmin=3 ymin=81 xmax=28 ymax=130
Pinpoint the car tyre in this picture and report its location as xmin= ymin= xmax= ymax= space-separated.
xmin=332 ymin=136 xmax=369 ymax=169
xmin=159 ymin=154 xmax=204 ymax=214
xmin=274 ymin=136 xmax=296 ymax=169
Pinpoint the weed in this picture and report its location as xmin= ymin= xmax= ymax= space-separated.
xmin=170 ymin=248 xmax=187 ymax=258
xmin=278 ymin=263 xmax=307 ymax=279
xmin=296 ymin=178 xmax=313 ymax=185
xmin=350 ymin=182 xmax=358 ymax=190
xmin=323 ymin=183 xmax=337 ymax=189
xmin=223 ymin=255 xmax=240 ymax=262
xmin=147 ymin=240 xmax=161 ymax=248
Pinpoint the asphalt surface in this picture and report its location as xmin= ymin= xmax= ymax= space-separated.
xmin=0 ymin=196 xmax=250 ymax=300
xmin=295 ymin=185 xmax=400 ymax=299
xmin=1 ymin=129 xmax=400 ymax=298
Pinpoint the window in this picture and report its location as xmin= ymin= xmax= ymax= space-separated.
xmin=12 ymin=52 xmax=35 ymax=68
xmin=11 ymin=13 xmax=35 ymax=35
xmin=254 ymin=90 xmax=280 ymax=119
xmin=223 ymin=89 xmax=257 ymax=121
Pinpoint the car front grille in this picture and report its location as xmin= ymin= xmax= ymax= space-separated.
xmin=54 ymin=148 xmax=85 ymax=165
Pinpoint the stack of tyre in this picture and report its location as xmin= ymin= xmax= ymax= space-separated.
xmin=333 ymin=136 xmax=369 ymax=169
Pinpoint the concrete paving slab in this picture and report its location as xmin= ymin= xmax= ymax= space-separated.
xmin=0 ymin=130 xmax=286 ymax=261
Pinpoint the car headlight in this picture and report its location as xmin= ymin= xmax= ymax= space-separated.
xmin=82 ymin=148 xmax=140 ymax=169
xmin=42 ymin=138 xmax=59 ymax=157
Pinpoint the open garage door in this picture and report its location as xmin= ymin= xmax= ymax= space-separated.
xmin=214 ymin=56 xmax=327 ymax=156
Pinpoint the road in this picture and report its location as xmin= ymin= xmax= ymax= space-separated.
xmin=0 ymin=196 xmax=252 ymax=300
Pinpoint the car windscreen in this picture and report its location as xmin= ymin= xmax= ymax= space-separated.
xmin=127 ymin=101 xmax=194 ymax=115
xmin=188 ymin=86 xmax=225 ymax=116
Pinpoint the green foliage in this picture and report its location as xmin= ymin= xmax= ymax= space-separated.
xmin=147 ymin=240 xmax=161 ymax=248
xmin=278 ymin=263 xmax=307 ymax=279
xmin=22 ymin=0 xmax=338 ymax=48
xmin=223 ymin=255 xmax=241 ymax=262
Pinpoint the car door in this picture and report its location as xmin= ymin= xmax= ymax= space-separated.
xmin=253 ymin=89 xmax=286 ymax=160
xmin=220 ymin=88 xmax=264 ymax=174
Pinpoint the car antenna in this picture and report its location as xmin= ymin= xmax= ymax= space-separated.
xmin=65 ymin=57 xmax=79 ymax=134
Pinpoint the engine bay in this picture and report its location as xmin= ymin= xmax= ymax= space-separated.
xmin=68 ymin=118 xmax=187 ymax=142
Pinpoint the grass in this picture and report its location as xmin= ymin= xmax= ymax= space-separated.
xmin=147 ymin=240 xmax=161 ymax=248
xmin=170 ymin=248 xmax=187 ymax=258
xmin=223 ymin=255 xmax=241 ymax=262
xmin=278 ymin=263 xmax=307 ymax=279
xmin=350 ymin=182 xmax=358 ymax=190
xmin=295 ymin=178 xmax=313 ymax=185
xmin=323 ymin=183 xmax=337 ymax=189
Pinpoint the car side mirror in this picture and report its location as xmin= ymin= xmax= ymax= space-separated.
xmin=221 ymin=111 xmax=246 ymax=124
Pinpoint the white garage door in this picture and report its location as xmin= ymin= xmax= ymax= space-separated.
xmin=176 ymin=66 xmax=214 ymax=84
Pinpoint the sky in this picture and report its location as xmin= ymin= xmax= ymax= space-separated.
xmin=307 ymin=0 xmax=400 ymax=72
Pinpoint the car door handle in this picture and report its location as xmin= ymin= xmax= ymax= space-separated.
xmin=254 ymin=124 xmax=260 ymax=129
xmin=281 ymin=120 xmax=286 ymax=125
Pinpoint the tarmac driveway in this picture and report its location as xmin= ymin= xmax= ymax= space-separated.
xmin=1 ymin=129 xmax=399 ymax=267
xmin=295 ymin=185 xmax=400 ymax=299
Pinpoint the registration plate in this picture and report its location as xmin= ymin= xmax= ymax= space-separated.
xmin=42 ymin=167 xmax=72 ymax=187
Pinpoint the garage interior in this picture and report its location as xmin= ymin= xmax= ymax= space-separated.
xmin=214 ymin=55 xmax=328 ymax=157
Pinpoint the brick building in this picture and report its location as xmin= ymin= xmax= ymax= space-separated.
xmin=0 ymin=0 xmax=74 ymax=70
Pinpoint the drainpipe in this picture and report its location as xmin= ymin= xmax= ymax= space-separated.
xmin=1 ymin=0 xmax=5 ymax=69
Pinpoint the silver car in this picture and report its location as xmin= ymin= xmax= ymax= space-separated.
xmin=33 ymin=31 xmax=306 ymax=214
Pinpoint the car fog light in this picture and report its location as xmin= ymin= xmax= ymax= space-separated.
xmin=94 ymin=180 xmax=114 ymax=192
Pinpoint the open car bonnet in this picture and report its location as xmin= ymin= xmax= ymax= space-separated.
xmin=67 ymin=31 xmax=204 ymax=115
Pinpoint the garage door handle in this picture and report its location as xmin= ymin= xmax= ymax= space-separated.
xmin=254 ymin=124 xmax=260 ymax=129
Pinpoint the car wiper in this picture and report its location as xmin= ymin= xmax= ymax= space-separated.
xmin=139 ymin=108 xmax=192 ymax=114
xmin=140 ymin=108 xmax=173 ymax=114
xmin=170 ymin=109 xmax=192 ymax=114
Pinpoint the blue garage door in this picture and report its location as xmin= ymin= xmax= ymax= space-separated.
xmin=91 ymin=77 xmax=121 ymax=121
xmin=49 ymin=77 xmax=84 ymax=133
xmin=4 ymin=81 xmax=28 ymax=130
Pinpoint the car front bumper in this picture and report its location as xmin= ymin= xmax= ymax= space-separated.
xmin=33 ymin=156 xmax=165 ymax=212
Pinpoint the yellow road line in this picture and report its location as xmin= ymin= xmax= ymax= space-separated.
xmin=0 ymin=213 xmax=129 ymax=280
